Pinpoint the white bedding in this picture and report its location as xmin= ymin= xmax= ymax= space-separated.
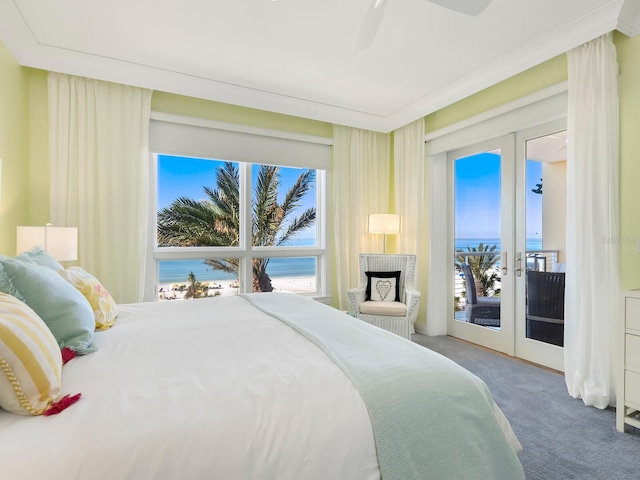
xmin=0 ymin=296 xmax=380 ymax=480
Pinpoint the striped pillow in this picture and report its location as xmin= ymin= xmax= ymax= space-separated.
xmin=0 ymin=293 xmax=62 ymax=415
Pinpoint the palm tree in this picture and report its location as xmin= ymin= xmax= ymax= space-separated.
xmin=157 ymin=162 xmax=316 ymax=292
xmin=455 ymin=243 xmax=500 ymax=297
xmin=184 ymin=271 xmax=207 ymax=299
xmin=532 ymin=178 xmax=543 ymax=194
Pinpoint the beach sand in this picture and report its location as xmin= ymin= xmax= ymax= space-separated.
xmin=158 ymin=276 xmax=316 ymax=300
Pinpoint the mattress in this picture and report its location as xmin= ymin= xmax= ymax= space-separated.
xmin=0 ymin=294 xmax=522 ymax=479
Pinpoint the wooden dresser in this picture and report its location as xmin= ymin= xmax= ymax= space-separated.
xmin=617 ymin=290 xmax=640 ymax=432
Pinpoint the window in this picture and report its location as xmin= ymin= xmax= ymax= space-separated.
xmin=147 ymin=114 xmax=331 ymax=302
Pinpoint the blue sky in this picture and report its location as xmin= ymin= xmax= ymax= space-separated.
xmin=455 ymin=152 xmax=542 ymax=240
xmin=157 ymin=155 xmax=221 ymax=209
xmin=158 ymin=152 xmax=542 ymax=245
xmin=157 ymin=155 xmax=317 ymax=241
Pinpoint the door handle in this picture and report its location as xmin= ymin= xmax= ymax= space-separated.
xmin=501 ymin=251 xmax=508 ymax=276
xmin=515 ymin=252 xmax=523 ymax=277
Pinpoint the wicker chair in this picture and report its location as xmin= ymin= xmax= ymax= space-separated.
xmin=347 ymin=254 xmax=421 ymax=339
xmin=526 ymin=271 xmax=565 ymax=347
xmin=460 ymin=263 xmax=501 ymax=327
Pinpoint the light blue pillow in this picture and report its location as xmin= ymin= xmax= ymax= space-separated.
xmin=0 ymin=257 xmax=96 ymax=354
xmin=14 ymin=246 xmax=64 ymax=271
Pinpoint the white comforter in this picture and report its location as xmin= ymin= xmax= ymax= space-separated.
xmin=0 ymin=296 xmax=381 ymax=480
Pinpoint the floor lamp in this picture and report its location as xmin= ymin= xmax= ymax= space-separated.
xmin=368 ymin=214 xmax=400 ymax=253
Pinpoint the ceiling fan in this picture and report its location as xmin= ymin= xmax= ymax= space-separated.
xmin=354 ymin=0 xmax=493 ymax=50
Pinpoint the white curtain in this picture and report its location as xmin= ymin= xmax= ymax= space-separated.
xmin=393 ymin=118 xmax=426 ymax=327
xmin=332 ymin=125 xmax=390 ymax=310
xmin=48 ymin=73 xmax=152 ymax=304
xmin=393 ymin=118 xmax=425 ymax=255
xmin=564 ymin=33 xmax=620 ymax=408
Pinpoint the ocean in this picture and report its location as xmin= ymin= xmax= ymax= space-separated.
xmin=158 ymin=238 xmax=317 ymax=284
xmin=455 ymin=238 xmax=548 ymax=271
xmin=158 ymin=257 xmax=316 ymax=283
xmin=455 ymin=238 xmax=543 ymax=252
xmin=158 ymin=238 xmax=544 ymax=283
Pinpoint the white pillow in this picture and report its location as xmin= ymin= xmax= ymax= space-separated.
xmin=370 ymin=277 xmax=397 ymax=302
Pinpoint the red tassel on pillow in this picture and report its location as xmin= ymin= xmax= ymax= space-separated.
xmin=61 ymin=347 xmax=76 ymax=365
xmin=43 ymin=393 xmax=82 ymax=416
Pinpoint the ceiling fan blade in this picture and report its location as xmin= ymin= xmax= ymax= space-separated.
xmin=354 ymin=0 xmax=388 ymax=50
xmin=428 ymin=0 xmax=492 ymax=16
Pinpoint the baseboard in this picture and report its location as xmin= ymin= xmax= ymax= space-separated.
xmin=414 ymin=323 xmax=428 ymax=335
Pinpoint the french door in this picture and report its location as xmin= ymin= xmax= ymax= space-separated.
xmin=447 ymin=121 xmax=566 ymax=372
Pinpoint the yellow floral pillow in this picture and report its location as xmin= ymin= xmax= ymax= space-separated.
xmin=58 ymin=267 xmax=118 ymax=330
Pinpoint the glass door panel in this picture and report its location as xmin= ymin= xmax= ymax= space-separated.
xmin=515 ymin=126 xmax=566 ymax=371
xmin=448 ymin=134 xmax=515 ymax=356
xmin=453 ymin=150 xmax=502 ymax=330
xmin=445 ymin=123 xmax=566 ymax=370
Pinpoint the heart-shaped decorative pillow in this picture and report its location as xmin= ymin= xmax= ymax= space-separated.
xmin=365 ymin=271 xmax=401 ymax=302
xmin=375 ymin=280 xmax=392 ymax=301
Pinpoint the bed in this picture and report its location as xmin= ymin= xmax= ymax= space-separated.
xmin=0 ymin=292 xmax=525 ymax=480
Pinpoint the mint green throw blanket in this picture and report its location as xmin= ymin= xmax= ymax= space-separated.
xmin=241 ymin=293 xmax=525 ymax=480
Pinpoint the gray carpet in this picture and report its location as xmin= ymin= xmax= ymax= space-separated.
xmin=411 ymin=333 xmax=640 ymax=480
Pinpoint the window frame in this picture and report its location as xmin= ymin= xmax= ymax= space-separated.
xmin=144 ymin=113 xmax=331 ymax=303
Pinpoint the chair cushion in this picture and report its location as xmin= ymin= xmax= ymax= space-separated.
xmin=365 ymin=271 xmax=401 ymax=302
xmin=359 ymin=301 xmax=407 ymax=317
xmin=476 ymin=296 xmax=501 ymax=307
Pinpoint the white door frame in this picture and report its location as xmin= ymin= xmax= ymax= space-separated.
xmin=513 ymin=120 xmax=567 ymax=371
xmin=446 ymin=134 xmax=516 ymax=356
xmin=424 ymin=83 xmax=568 ymax=367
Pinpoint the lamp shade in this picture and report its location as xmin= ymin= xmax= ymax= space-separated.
xmin=16 ymin=225 xmax=78 ymax=261
xmin=368 ymin=214 xmax=401 ymax=235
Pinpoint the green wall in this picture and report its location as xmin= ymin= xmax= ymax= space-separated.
xmin=151 ymin=92 xmax=333 ymax=139
xmin=28 ymin=69 xmax=49 ymax=226
xmin=424 ymin=54 xmax=568 ymax=133
xmin=0 ymin=41 xmax=30 ymax=256
xmin=614 ymin=31 xmax=640 ymax=290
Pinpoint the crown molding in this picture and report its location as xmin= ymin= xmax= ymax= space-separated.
xmin=1 ymin=0 xmax=637 ymax=134
xmin=616 ymin=0 xmax=640 ymax=35
xmin=383 ymin=0 xmax=626 ymax=133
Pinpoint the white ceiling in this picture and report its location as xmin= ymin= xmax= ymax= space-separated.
xmin=1 ymin=0 xmax=640 ymax=132
xmin=527 ymin=131 xmax=567 ymax=163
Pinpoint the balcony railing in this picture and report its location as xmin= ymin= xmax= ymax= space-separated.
xmin=454 ymin=250 xmax=559 ymax=311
